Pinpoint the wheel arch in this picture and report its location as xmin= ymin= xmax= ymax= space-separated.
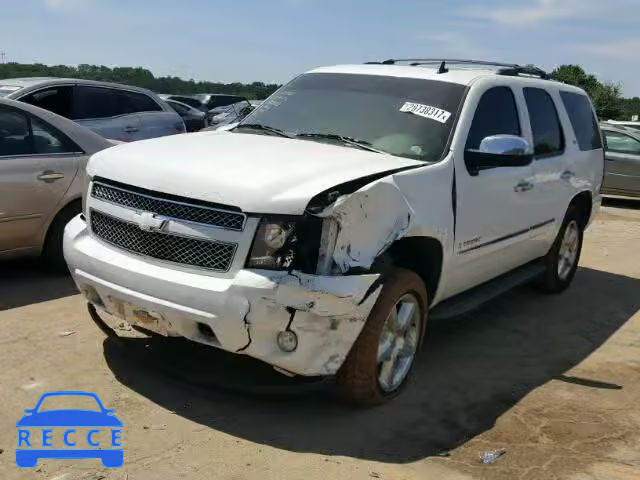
xmin=373 ymin=236 xmax=444 ymax=306
xmin=40 ymin=195 xmax=82 ymax=252
xmin=569 ymin=190 xmax=593 ymax=229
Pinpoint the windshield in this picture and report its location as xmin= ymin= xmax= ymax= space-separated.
xmin=36 ymin=394 xmax=102 ymax=412
xmin=240 ymin=73 xmax=465 ymax=162
xmin=0 ymin=85 xmax=22 ymax=97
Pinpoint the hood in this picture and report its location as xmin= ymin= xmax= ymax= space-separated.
xmin=87 ymin=131 xmax=422 ymax=214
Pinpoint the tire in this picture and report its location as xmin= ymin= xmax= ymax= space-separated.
xmin=336 ymin=268 xmax=427 ymax=406
xmin=42 ymin=201 xmax=81 ymax=274
xmin=539 ymin=206 xmax=584 ymax=293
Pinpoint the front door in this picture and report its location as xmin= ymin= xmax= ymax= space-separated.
xmin=445 ymin=85 xmax=538 ymax=298
xmin=0 ymin=107 xmax=79 ymax=252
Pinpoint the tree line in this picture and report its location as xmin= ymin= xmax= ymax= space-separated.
xmin=0 ymin=63 xmax=281 ymax=100
xmin=550 ymin=65 xmax=638 ymax=120
xmin=0 ymin=62 xmax=638 ymax=119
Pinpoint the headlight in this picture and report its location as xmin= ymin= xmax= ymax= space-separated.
xmin=246 ymin=218 xmax=298 ymax=269
xmin=246 ymin=216 xmax=323 ymax=271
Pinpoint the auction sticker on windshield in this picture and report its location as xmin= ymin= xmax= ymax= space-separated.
xmin=400 ymin=102 xmax=452 ymax=124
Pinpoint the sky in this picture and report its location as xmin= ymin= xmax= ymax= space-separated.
xmin=1 ymin=0 xmax=639 ymax=96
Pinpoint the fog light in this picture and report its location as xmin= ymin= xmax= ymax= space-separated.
xmin=277 ymin=330 xmax=298 ymax=352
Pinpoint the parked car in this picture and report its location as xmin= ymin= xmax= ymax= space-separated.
xmin=605 ymin=120 xmax=640 ymax=132
xmin=164 ymin=94 xmax=247 ymax=112
xmin=65 ymin=59 xmax=603 ymax=405
xmin=165 ymin=98 xmax=208 ymax=132
xmin=0 ymin=98 xmax=112 ymax=270
xmin=600 ymin=124 xmax=640 ymax=197
xmin=206 ymin=100 xmax=254 ymax=128
xmin=0 ymin=78 xmax=185 ymax=142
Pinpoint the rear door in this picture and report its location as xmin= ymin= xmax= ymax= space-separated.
xmin=118 ymin=90 xmax=183 ymax=140
xmin=523 ymin=87 xmax=574 ymax=257
xmin=602 ymin=129 xmax=640 ymax=195
xmin=0 ymin=106 xmax=80 ymax=252
xmin=72 ymin=86 xmax=140 ymax=142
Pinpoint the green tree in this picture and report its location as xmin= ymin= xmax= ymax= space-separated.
xmin=550 ymin=64 xmax=623 ymax=120
xmin=0 ymin=63 xmax=280 ymax=100
xmin=620 ymin=97 xmax=640 ymax=120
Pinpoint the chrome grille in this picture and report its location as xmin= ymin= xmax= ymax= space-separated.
xmin=90 ymin=210 xmax=236 ymax=272
xmin=92 ymin=182 xmax=245 ymax=231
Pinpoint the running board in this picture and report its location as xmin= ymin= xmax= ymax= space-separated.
xmin=430 ymin=262 xmax=545 ymax=321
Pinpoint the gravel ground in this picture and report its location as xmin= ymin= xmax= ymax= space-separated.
xmin=0 ymin=199 xmax=639 ymax=480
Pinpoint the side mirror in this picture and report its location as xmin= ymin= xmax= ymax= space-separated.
xmin=465 ymin=135 xmax=534 ymax=176
xmin=24 ymin=409 xmax=33 ymax=414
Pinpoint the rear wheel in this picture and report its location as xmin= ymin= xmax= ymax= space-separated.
xmin=42 ymin=201 xmax=81 ymax=274
xmin=336 ymin=268 xmax=427 ymax=406
xmin=539 ymin=206 xmax=583 ymax=293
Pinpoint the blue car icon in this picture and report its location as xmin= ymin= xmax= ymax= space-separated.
xmin=16 ymin=391 xmax=123 ymax=468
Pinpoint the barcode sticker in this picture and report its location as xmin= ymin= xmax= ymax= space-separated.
xmin=400 ymin=102 xmax=452 ymax=124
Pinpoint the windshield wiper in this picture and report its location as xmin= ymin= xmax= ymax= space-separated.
xmin=234 ymin=123 xmax=292 ymax=138
xmin=295 ymin=132 xmax=386 ymax=154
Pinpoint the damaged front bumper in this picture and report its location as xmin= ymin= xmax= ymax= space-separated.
xmin=63 ymin=216 xmax=382 ymax=376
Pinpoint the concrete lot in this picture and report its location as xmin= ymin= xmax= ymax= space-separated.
xmin=0 ymin=199 xmax=639 ymax=480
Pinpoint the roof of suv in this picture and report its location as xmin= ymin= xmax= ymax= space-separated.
xmin=309 ymin=64 xmax=577 ymax=92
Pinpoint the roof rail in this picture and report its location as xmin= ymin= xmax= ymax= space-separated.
xmin=364 ymin=58 xmax=550 ymax=79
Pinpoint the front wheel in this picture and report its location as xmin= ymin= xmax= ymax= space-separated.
xmin=539 ymin=206 xmax=584 ymax=293
xmin=336 ymin=268 xmax=427 ymax=406
xmin=42 ymin=202 xmax=81 ymax=274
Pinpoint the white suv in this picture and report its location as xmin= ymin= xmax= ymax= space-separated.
xmin=64 ymin=59 xmax=604 ymax=405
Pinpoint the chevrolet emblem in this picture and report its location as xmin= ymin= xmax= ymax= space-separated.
xmin=137 ymin=212 xmax=169 ymax=232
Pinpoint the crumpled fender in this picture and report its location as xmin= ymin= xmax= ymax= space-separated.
xmin=318 ymin=178 xmax=414 ymax=272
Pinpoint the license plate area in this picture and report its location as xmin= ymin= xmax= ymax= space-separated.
xmin=107 ymin=296 xmax=171 ymax=336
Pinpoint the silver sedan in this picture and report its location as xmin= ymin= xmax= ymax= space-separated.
xmin=0 ymin=98 xmax=112 ymax=271
xmin=601 ymin=124 xmax=640 ymax=198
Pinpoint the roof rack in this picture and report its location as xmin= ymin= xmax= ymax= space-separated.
xmin=364 ymin=58 xmax=550 ymax=80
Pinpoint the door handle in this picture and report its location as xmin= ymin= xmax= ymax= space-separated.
xmin=37 ymin=171 xmax=65 ymax=183
xmin=123 ymin=126 xmax=139 ymax=133
xmin=561 ymin=170 xmax=575 ymax=181
xmin=514 ymin=181 xmax=534 ymax=193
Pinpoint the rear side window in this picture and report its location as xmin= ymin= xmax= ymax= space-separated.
xmin=604 ymin=131 xmax=640 ymax=155
xmin=119 ymin=91 xmax=162 ymax=114
xmin=466 ymin=87 xmax=521 ymax=150
xmin=73 ymin=86 xmax=121 ymax=119
xmin=560 ymin=91 xmax=603 ymax=151
xmin=21 ymin=86 xmax=73 ymax=118
xmin=73 ymin=87 xmax=161 ymax=119
xmin=524 ymin=88 xmax=564 ymax=157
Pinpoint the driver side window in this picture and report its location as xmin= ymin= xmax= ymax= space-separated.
xmin=466 ymin=87 xmax=521 ymax=150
